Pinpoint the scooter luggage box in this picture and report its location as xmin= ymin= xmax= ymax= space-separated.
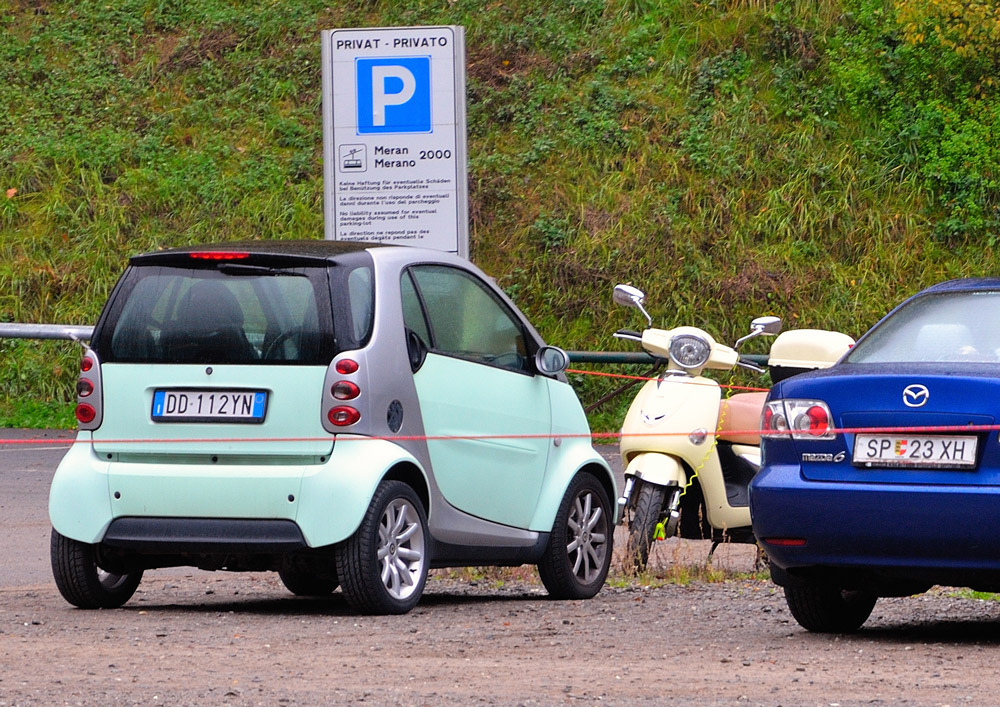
xmin=767 ymin=329 xmax=854 ymax=382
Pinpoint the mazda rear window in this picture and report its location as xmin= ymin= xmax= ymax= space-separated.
xmin=847 ymin=291 xmax=1000 ymax=364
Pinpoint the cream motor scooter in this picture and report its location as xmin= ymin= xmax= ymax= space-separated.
xmin=612 ymin=284 xmax=853 ymax=572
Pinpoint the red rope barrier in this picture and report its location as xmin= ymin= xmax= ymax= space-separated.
xmin=1 ymin=424 xmax=997 ymax=447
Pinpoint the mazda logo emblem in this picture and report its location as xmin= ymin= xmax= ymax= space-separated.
xmin=902 ymin=384 xmax=929 ymax=407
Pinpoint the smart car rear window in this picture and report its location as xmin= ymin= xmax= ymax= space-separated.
xmin=95 ymin=264 xmax=338 ymax=365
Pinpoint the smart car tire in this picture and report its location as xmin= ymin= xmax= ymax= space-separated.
xmin=50 ymin=529 xmax=143 ymax=609
xmin=783 ymin=583 xmax=877 ymax=633
xmin=623 ymin=482 xmax=667 ymax=574
xmin=335 ymin=480 xmax=428 ymax=615
xmin=277 ymin=569 xmax=338 ymax=597
xmin=538 ymin=472 xmax=613 ymax=599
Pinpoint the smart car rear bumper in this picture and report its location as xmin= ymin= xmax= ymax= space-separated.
xmin=50 ymin=434 xmax=425 ymax=550
xmin=751 ymin=463 xmax=1000 ymax=590
xmin=103 ymin=517 xmax=307 ymax=553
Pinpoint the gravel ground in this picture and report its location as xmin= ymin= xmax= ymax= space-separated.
xmin=3 ymin=433 xmax=999 ymax=705
xmin=4 ymin=536 xmax=1000 ymax=706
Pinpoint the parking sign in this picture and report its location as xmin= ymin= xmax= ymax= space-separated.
xmin=356 ymin=57 xmax=432 ymax=134
xmin=322 ymin=26 xmax=468 ymax=258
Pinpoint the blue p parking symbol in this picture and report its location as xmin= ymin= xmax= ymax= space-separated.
xmin=356 ymin=57 xmax=432 ymax=134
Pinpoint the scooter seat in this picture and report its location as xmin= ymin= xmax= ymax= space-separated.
xmin=717 ymin=391 xmax=768 ymax=445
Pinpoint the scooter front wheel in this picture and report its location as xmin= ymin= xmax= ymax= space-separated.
xmin=623 ymin=483 xmax=669 ymax=574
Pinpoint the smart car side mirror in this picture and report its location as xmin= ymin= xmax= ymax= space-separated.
xmin=535 ymin=346 xmax=570 ymax=375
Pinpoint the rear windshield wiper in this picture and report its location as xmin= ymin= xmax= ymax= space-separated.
xmin=216 ymin=263 xmax=307 ymax=277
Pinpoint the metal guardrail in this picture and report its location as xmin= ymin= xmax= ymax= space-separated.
xmin=0 ymin=326 xmax=771 ymax=367
xmin=0 ymin=323 xmax=93 ymax=341
xmin=567 ymin=350 xmax=770 ymax=367
xmin=567 ymin=350 xmax=659 ymax=365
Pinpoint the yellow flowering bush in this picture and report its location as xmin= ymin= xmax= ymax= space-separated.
xmin=895 ymin=0 xmax=1000 ymax=63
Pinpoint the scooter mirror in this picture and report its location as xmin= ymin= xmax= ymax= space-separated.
xmin=613 ymin=284 xmax=653 ymax=327
xmin=613 ymin=284 xmax=646 ymax=308
xmin=735 ymin=316 xmax=783 ymax=349
xmin=751 ymin=316 xmax=782 ymax=336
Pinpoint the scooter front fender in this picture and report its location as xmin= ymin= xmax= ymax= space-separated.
xmin=624 ymin=452 xmax=687 ymax=488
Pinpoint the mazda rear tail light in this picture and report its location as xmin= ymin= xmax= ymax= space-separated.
xmin=762 ymin=399 xmax=835 ymax=440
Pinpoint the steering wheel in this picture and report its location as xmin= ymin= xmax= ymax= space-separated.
xmin=264 ymin=331 xmax=298 ymax=360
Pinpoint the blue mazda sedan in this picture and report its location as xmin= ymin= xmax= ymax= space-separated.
xmin=751 ymin=278 xmax=1000 ymax=632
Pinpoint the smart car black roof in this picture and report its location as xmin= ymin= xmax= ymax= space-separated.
xmin=129 ymin=239 xmax=384 ymax=266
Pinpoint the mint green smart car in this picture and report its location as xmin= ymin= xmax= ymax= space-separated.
xmin=49 ymin=240 xmax=616 ymax=614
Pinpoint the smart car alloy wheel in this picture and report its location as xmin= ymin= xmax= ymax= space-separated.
xmin=538 ymin=472 xmax=613 ymax=599
xmin=336 ymin=480 xmax=428 ymax=615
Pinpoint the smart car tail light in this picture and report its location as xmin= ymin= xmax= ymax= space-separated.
xmin=336 ymin=359 xmax=359 ymax=375
xmin=75 ymin=349 xmax=103 ymax=430
xmin=331 ymin=381 xmax=360 ymax=401
xmin=75 ymin=403 xmax=97 ymax=424
xmin=328 ymin=406 xmax=361 ymax=426
xmin=323 ymin=357 xmax=364 ymax=432
xmin=762 ymin=399 xmax=835 ymax=440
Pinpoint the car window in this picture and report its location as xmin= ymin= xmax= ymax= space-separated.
xmin=405 ymin=265 xmax=528 ymax=371
xmin=100 ymin=265 xmax=334 ymax=365
xmin=400 ymin=271 xmax=432 ymax=345
xmin=847 ymin=291 xmax=1000 ymax=364
xmin=347 ymin=266 xmax=375 ymax=343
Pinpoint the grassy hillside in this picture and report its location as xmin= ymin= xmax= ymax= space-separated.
xmin=1 ymin=0 xmax=998 ymax=428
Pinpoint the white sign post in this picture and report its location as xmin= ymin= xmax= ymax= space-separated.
xmin=322 ymin=26 xmax=468 ymax=258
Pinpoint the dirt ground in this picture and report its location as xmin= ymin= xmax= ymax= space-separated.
xmin=4 ymin=535 xmax=1000 ymax=706
xmin=3 ymin=433 xmax=1000 ymax=705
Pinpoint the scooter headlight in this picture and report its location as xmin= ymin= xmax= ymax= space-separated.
xmin=669 ymin=334 xmax=711 ymax=369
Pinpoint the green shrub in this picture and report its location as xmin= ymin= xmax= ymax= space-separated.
xmin=826 ymin=0 xmax=999 ymax=241
xmin=3 ymin=0 xmax=1000 ymax=429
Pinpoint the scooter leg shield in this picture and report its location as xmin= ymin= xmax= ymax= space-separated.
xmin=624 ymin=453 xmax=687 ymax=487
